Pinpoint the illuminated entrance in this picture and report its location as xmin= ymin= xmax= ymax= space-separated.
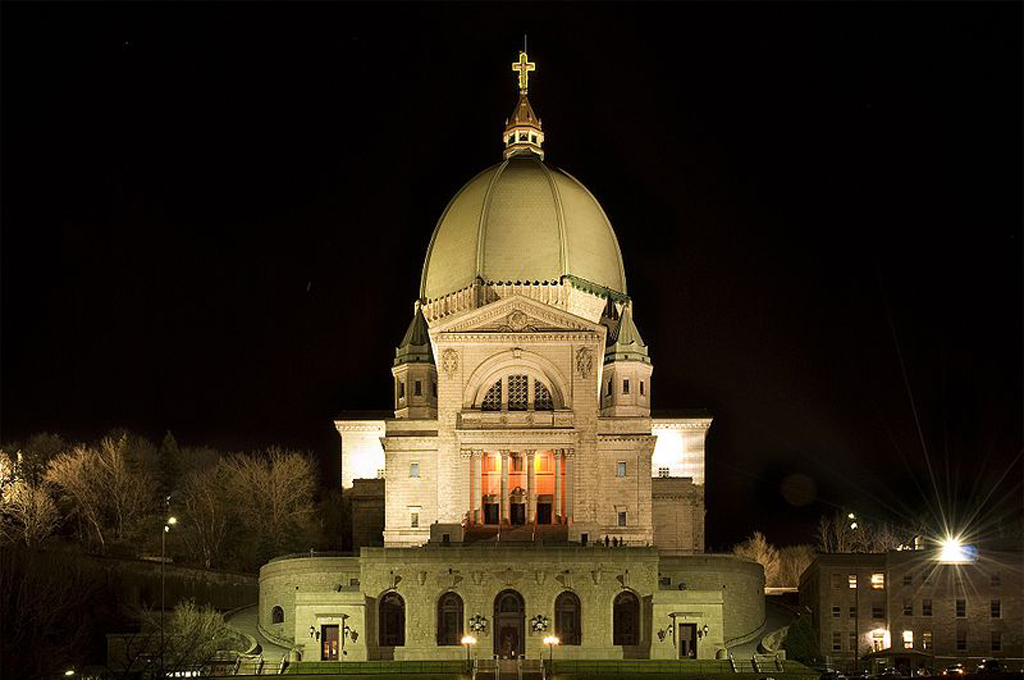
xmin=494 ymin=590 xmax=525 ymax=658
xmin=470 ymin=449 xmax=570 ymax=525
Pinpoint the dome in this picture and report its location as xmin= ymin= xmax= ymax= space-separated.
xmin=420 ymin=155 xmax=627 ymax=301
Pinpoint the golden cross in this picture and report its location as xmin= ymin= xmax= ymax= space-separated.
xmin=512 ymin=51 xmax=536 ymax=93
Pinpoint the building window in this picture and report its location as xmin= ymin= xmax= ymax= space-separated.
xmin=832 ymin=632 xmax=842 ymax=651
xmin=410 ymin=462 xmax=420 ymax=478
xmin=991 ymin=631 xmax=1001 ymax=652
xmin=530 ymin=134 xmax=537 ymax=144
xmin=849 ymin=632 xmax=858 ymax=653
xmin=618 ymin=510 xmax=627 ymax=527
xmin=534 ymin=380 xmax=553 ymax=410
xmin=922 ymin=630 xmax=932 ymax=651
xmin=872 ymin=631 xmax=885 ymax=652
xmin=508 ymin=374 xmax=528 ymax=411
xmin=848 ymin=574 xmax=858 ymax=589
xmin=640 ymin=381 xmax=645 ymax=396
xmin=903 ymin=573 xmax=913 ymax=585
xmin=831 ymin=574 xmax=842 ymax=589
xmin=849 ymin=606 xmax=857 ymax=618
xmin=555 ymin=591 xmax=582 ymax=645
xmin=398 ymin=380 xmax=405 ymax=399
xmin=379 ymin=592 xmax=406 ymax=647
xmin=436 ymin=592 xmax=464 ymax=646
xmin=658 ymin=467 xmax=670 ymax=477
xmin=622 ymin=379 xmax=630 ymax=394
xmin=902 ymin=630 xmax=913 ymax=650
xmin=511 ymin=454 xmax=523 ymax=472
xmin=612 ymin=591 xmax=640 ymax=646
xmin=922 ymin=599 xmax=932 ymax=617
xmin=607 ymin=379 xmax=612 ymax=396
xmin=432 ymin=380 xmax=437 ymax=397
xmin=414 ymin=380 xmax=422 ymax=396
xmin=871 ymin=573 xmax=885 ymax=589
xmin=616 ymin=461 xmax=627 ymax=477
xmin=271 ymin=606 xmax=284 ymax=624
xmin=832 ymin=604 xmax=841 ymax=618
xmin=482 ymin=380 xmax=502 ymax=411
xmin=409 ymin=506 xmax=421 ymax=528
xmin=872 ymin=605 xmax=884 ymax=620
xmin=903 ymin=601 xmax=913 ymax=616
xmin=990 ymin=600 xmax=1000 ymax=618
xmin=955 ymin=599 xmax=966 ymax=618
xmin=956 ymin=629 xmax=966 ymax=651
xmin=991 ymin=573 xmax=1001 ymax=587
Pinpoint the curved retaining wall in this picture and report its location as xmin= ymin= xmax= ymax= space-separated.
xmin=657 ymin=554 xmax=765 ymax=644
xmin=259 ymin=555 xmax=361 ymax=643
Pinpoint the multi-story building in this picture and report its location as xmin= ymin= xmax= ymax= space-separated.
xmin=799 ymin=549 xmax=1022 ymax=672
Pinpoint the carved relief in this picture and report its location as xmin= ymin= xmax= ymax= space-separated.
xmin=507 ymin=310 xmax=528 ymax=331
xmin=575 ymin=347 xmax=594 ymax=378
xmin=441 ymin=348 xmax=459 ymax=377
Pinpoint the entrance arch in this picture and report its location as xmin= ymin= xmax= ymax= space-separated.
xmin=493 ymin=589 xmax=525 ymax=658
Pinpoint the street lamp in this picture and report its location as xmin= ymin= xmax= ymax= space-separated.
xmin=461 ymin=635 xmax=476 ymax=672
xmin=543 ymin=635 xmax=560 ymax=669
xmin=160 ymin=505 xmax=177 ymax=678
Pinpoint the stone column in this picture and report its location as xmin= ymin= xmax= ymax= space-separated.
xmin=500 ymin=450 xmax=510 ymax=526
xmin=553 ymin=449 xmax=562 ymax=523
xmin=469 ymin=450 xmax=479 ymax=525
xmin=526 ymin=450 xmax=536 ymax=523
xmin=565 ymin=448 xmax=574 ymax=524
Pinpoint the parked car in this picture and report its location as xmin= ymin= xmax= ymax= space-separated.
xmin=977 ymin=660 xmax=1005 ymax=674
xmin=941 ymin=664 xmax=965 ymax=676
xmin=874 ymin=668 xmax=903 ymax=679
xmin=820 ymin=671 xmax=847 ymax=680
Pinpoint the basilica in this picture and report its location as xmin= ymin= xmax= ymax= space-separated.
xmin=258 ymin=50 xmax=766 ymax=664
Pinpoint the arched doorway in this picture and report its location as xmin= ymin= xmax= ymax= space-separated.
xmin=436 ymin=591 xmax=464 ymax=646
xmin=493 ymin=589 xmax=525 ymax=658
xmin=613 ymin=590 xmax=640 ymax=646
xmin=555 ymin=591 xmax=581 ymax=645
xmin=378 ymin=591 xmax=405 ymax=647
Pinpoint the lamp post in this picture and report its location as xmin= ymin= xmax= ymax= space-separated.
xmin=461 ymin=635 xmax=477 ymax=673
xmin=543 ymin=636 xmax=559 ymax=671
xmin=160 ymin=510 xmax=177 ymax=678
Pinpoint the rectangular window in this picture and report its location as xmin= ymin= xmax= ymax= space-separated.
xmin=956 ymin=629 xmax=966 ymax=651
xmin=409 ymin=462 xmax=420 ymax=478
xmin=956 ymin=599 xmax=966 ymax=618
xmin=991 ymin=631 xmax=1001 ymax=652
xmin=922 ymin=631 xmax=932 ymax=651
xmin=903 ymin=601 xmax=913 ymax=616
xmin=414 ymin=380 xmax=422 ymax=396
xmin=607 ymin=380 xmax=612 ymax=396
xmin=902 ymin=630 xmax=913 ymax=650
xmin=872 ymin=631 xmax=885 ymax=652
xmin=848 ymin=574 xmax=858 ymax=589
xmin=871 ymin=573 xmax=885 ymax=589
xmin=623 ymin=379 xmax=630 ymax=394
xmin=398 ymin=380 xmax=405 ymax=398
xmin=849 ymin=632 xmax=857 ymax=652
xmin=903 ymin=573 xmax=913 ymax=586
xmin=831 ymin=573 xmax=842 ymax=589
xmin=658 ymin=467 xmax=670 ymax=477
xmin=849 ymin=606 xmax=857 ymax=618
xmin=617 ymin=510 xmax=627 ymax=527
xmin=991 ymin=573 xmax=1001 ymax=587
xmin=616 ymin=461 xmax=627 ymax=477
xmin=990 ymin=600 xmax=1000 ymax=618
xmin=832 ymin=604 xmax=841 ymax=618
xmin=872 ymin=605 xmax=885 ymax=620
xmin=920 ymin=598 xmax=932 ymax=616
xmin=409 ymin=506 xmax=421 ymax=528
xmin=832 ymin=632 xmax=842 ymax=651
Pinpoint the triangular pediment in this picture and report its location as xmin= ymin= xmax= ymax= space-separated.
xmin=430 ymin=295 xmax=603 ymax=335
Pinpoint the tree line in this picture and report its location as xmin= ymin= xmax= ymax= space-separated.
xmin=0 ymin=430 xmax=347 ymax=572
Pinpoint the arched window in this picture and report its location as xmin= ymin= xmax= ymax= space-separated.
xmin=436 ymin=592 xmax=464 ymax=646
xmin=271 ymin=606 xmax=284 ymax=624
xmin=613 ymin=591 xmax=640 ymax=646
xmin=555 ymin=591 xmax=581 ymax=645
xmin=534 ymin=380 xmax=553 ymax=411
xmin=482 ymin=380 xmax=502 ymax=411
xmin=379 ymin=592 xmax=405 ymax=646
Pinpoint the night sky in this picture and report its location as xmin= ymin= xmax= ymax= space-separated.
xmin=3 ymin=3 xmax=1021 ymax=549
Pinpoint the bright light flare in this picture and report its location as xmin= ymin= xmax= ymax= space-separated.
xmin=938 ymin=536 xmax=976 ymax=563
xmin=543 ymin=635 xmax=560 ymax=646
xmin=461 ymin=635 xmax=476 ymax=645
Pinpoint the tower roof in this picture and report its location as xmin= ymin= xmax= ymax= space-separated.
xmin=394 ymin=306 xmax=434 ymax=366
xmin=503 ymin=50 xmax=544 ymax=160
xmin=605 ymin=306 xmax=650 ymax=364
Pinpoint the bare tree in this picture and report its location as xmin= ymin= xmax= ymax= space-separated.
xmin=733 ymin=531 xmax=780 ymax=586
xmin=0 ymin=480 xmax=60 ymax=547
xmin=45 ymin=435 xmax=157 ymax=552
xmin=180 ymin=466 xmax=230 ymax=568
xmin=777 ymin=544 xmax=816 ymax=587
